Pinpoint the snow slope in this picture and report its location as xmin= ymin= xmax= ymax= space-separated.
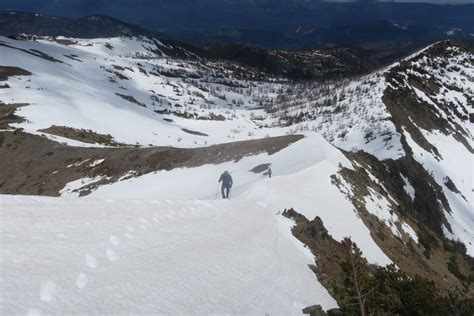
xmin=0 ymin=195 xmax=338 ymax=315
xmin=89 ymin=135 xmax=393 ymax=265
xmin=0 ymin=35 xmax=284 ymax=147
xmin=388 ymin=43 xmax=474 ymax=255
xmin=405 ymin=130 xmax=474 ymax=256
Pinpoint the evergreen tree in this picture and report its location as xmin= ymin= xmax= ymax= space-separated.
xmin=334 ymin=238 xmax=474 ymax=316
xmin=334 ymin=237 xmax=375 ymax=316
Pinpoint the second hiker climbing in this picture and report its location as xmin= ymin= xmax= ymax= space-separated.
xmin=218 ymin=171 xmax=233 ymax=199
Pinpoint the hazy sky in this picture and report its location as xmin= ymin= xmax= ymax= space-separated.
xmin=327 ymin=0 xmax=473 ymax=2
xmin=362 ymin=0 xmax=473 ymax=3
xmin=1 ymin=0 xmax=474 ymax=7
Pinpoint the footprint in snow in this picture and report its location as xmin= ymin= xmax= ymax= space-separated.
xmin=106 ymin=248 xmax=119 ymax=262
xmin=75 ymin=272 xmax=88 ymax=289
xmin=27 ymin=308 xmax=41 ymax=316
xmin=85 ymin=254 xmax=97 ymax=269
xmin=257 ymin=201 xmax=268 ymax=208
xmin=39 ymin=280 xmax=56 ymax=303
xmin=110 ymin=235 xmax=120 ymax=246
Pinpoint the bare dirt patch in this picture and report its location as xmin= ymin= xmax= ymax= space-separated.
xmin=282 ymin=208 xmax=346 ymax=296
xmin=115 ymin=93 xmax=146 ymax=107
xmin=155 ymin=109 xmax=226 ymax=121
xmin=38 ymin=125 xmax=128 ymax=146
xmin=0 ymin=66 xmax=32 ymax=81
xmin=0 ymin=41 xmax=64 ymax=63
xmin=181 ymin=128 xmax=208 ymax=136
xmin=0 ymin=102 xmax=28 ymax=129
xmin=54 ymin=38 xmax=77 ymax=46
xmin=249 ymin=163 xmax=271 ymax=174
xmin=63 ymin=54 xmax=82 ymax=62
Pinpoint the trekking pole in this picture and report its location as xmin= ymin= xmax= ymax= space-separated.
xmin=215 ymin=183 xmax=220 ymax=200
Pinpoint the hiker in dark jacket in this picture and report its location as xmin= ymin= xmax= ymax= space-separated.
xmin=218 ymin=171 xmax=233 ymax=199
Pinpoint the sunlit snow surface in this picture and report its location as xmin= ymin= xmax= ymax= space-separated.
xmin=0 ymin=36 xmax=286 ymax=147
xmin=1 ymin=196 xmax=337 ymax=315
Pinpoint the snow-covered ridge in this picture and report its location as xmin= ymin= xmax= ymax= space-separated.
xmin=383 ymin=42 xmax=473 ymax=255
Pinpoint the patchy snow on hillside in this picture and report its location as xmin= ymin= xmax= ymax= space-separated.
xmin=266 ymin=72 xmax=405 ymax=160
xmin=404 ymin=129 xmax=474 ymax=256
xmin=0 ymin=36 xmax=285 ymax=147
xmin=60 ymin=176 xmax=109 ymax=197
xmin=401 ymin=175 xmax=416 ymax=201
xmin=364 ymin=188 xmax=401 ymax=237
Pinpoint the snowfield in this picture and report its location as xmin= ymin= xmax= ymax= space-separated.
xmin=0 ymin=35 xmax=284 ymax=147
xmin=1 ymin=195 xmax=337 ymax=315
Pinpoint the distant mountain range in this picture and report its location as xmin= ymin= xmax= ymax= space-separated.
xmin=1 ymin=1 xmax=473 ymax=48
xmin=0 ymin=11 xmax=413 ymax=80
xmin=0 ymin=12 xmax=160 ymax=39
xmin=0 ymin=0 xmax=474 ymax=48
xmin=149 ymin=1 xmax=474 ymax=48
